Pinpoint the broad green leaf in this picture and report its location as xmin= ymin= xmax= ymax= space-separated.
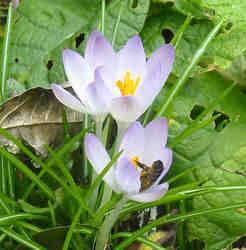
xmin=103 ymin=0 xmax=150 ymax=49
xmin=154 ymin=71 xmax=246 ymax=249
xmin=8 ymin=0 xmax=100 ymax=87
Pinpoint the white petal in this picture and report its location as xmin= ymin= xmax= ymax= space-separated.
xmin=143 ymin=118 xmax=169 ymax=165
xmin=84 ymin=134 xmax=116 ymax=190
xmin=51 ymin=84 xmax=86 ymax=112
xmin=115 ymin=157 xmax=141 ymax=194
xmin=109 ymin=96 xmax=144 ymax=122
xmin=117 ymin=35 xmax=146 ymax=79
xmin=83 ymin=69 xmax=113 ymax=115
xmin=119 ymin=121 xmax=144 ymax=160
xmin=63 ymin=49 xmax=93 ymax=101
xmin=136 ymin=44 xmax=175 ymax=109
xmin=128 ymin=183 xmax=169 ymax=203
xmin=85 ymin=31 xmax=116 ymax=71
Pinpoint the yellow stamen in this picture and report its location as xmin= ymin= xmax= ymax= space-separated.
xmin=116 ymin=72 xmax=140 ymax=96
xmin=131 ymin=156 xmax=139 ymax=167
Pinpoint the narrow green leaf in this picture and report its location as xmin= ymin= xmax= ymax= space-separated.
xmin=0 ymin=147 xmax=54 ymax=200
xmin=0 ymin=3 xmax=13 ymax=101
xmin=0 ymin=227 xmax=45 ymax=250
xmin=112 ymin=232 xmax=167 ymax=250
xmin=0 ymin=213 xmax=45 ymax=226
xmin=156 ymin=19 xmax=224 ymax=117
xmin=116 ymin=202 xmax=246 ymax=249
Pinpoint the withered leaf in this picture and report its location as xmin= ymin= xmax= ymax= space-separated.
xmin=0 ymin=87 xmax=83 ymax=156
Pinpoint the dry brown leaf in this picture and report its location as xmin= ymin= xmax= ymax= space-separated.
xmin=0 ymin=87 xmax=83 ymax=156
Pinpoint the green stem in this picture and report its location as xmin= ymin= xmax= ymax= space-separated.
xmin=170 ymin=81 xmax=236 ymax=147
xmin=0 ymin=155 xmax=7 ymax=194
xmin=62 ymin=205 xmax=83 ymax=250
xmin=48 ymin=201 xmax=56 ymax=227
xmin=1 ymin=2 xmax=13 ymax=101
xmin=121 ymin=185 xmax=246 ymax=216
xmin=95 ymin=196 xmax=127 ymax=250
xmin=101 ymin=0 xmax=106 ymax=34
xmin=171 ymin=15 xmax=193 ymax=48
xmin=177 ymin=200 xmax=186 ymax=250
xmin=7 ymin=159 xmax=15 ymax=199
xmin=112 ymin=2 xmax=123 ymax=47
xmin=112 ymin=232 xmax=167 ymax=250
xmin=156 ymin=19 xmax=224 ymax=117
xmin=0 ymin=227 xmax=45 ymax=250
xmin=0 ymin=147 xmax=54 ymax=200
xmin=116 ymin=202 xmax=246 ymax=249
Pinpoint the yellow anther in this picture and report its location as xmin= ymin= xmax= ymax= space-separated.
xmin=130 ymin=156 xmax=139 ymax=167
xmin=116 ymin=72 xmax=140 ymax=96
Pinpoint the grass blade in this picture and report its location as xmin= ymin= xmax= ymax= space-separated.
xmin=156 ymin=19 xmax=224 ymax=117
xmin=0 ymin=227 xmax=45 ymax=250
xmin=0 ymin=147 xmax=54 ymax=200
xmin=116 ymin=202 xmax=246 ymax=249
xmin=0 ymin=3 xmax=13 ymax=101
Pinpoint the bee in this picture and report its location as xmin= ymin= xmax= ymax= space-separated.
xmin=136 ymin=160 xmax=164 ymax=191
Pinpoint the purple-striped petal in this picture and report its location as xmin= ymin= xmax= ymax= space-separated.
xmin=63 ymin=49 xmax=93 ymax=101
xmin=117 ymin=35 xmax=146 ymax=79
xmin=85 ymin=134 xmax=116 ymax=189
xmin=128 ymin=183 xmax=169 ymax=202
xmin=119 ymin=121 xmax=144 ymax=160
xmin=109 ymin=96 xmax=143 ymax=122
xmin=136 ymin=44 xmax=175 ymax=109
xmin=51 ymin=84 xmax=85 ymax=112
xmin=83 ymin=69 xmax=113 ymax=114
xmin=85 ymin=31 xmax=116 ymax=71
xmin=143 ymin=118 xmax=169 ymax=165
xmin=115 ymin=157 xmax=141 ymax=194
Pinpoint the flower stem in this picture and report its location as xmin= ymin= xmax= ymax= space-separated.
xmin=101 ymin=0 xmax=106 ymax=34
xmin=95 ymin=196 xmax=127 ymax=250
xmin=156 ymin=19 xmax=224 ymax=117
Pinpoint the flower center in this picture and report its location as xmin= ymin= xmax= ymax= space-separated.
xmin=116 ymin=72 xmax=140 ymax=96
xmin=130 ymin=156 xmax=139 ymax=167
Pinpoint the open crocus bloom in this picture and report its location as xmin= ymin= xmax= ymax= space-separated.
xmin=52 ymin=31 xmax=175 ymax=122
xmin=85 ymin=118 xmax=172 ymax=202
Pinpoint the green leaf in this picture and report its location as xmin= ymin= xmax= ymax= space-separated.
xmin=9 ymin=0 xmax=100 ymax=87
xmin=103 ymin=0 xmax=150 ymax=49
xmin=154 ymin=71 xmax=246 ymax=249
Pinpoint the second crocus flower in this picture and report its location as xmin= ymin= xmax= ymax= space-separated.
xmin=85 ymin=118 xmax=172 ymax=203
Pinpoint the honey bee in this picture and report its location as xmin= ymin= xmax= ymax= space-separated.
xmin=136 ymin=160 xmax=164 ymax=191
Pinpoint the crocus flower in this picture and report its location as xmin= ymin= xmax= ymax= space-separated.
xmin=85 ymin=118 xmax=172 ymax=202
xmin=52 ymin=31 xmax=175 ymax=122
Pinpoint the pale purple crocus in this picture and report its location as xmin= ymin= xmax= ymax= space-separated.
xmin=85 ymin=118 xmax=172 ymax=202
xmin=52 ymin=31 xmax=175 ymax=122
